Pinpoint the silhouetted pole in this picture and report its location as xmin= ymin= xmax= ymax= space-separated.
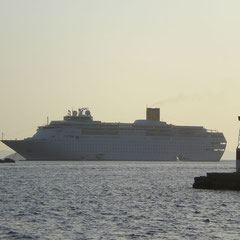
xmin=236 ymin=116 xmax=240 ymax=172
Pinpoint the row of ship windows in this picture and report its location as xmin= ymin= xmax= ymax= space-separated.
xmin=63 ymin=144 xmax=204 ymax=152
xmin=61 ymin=135 xmax=212 ymax=142
xmin=61 ymin=132 xmax=208 ymax=137
xmin=51 ymin=136 xmax=211 ymax=147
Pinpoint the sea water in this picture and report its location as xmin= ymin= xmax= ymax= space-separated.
xmin=0 ymin=161 xmax=239 ymax=240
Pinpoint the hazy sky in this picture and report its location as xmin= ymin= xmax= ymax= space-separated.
xmin=0 ymin=0 xmax=240 ymax=157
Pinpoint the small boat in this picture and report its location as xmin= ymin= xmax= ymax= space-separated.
xmin=0 ymin=158 xmax=15 ymax=163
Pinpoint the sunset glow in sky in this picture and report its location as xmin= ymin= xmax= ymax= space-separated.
xmin=1 ymin=0 xmax=240 ymax=158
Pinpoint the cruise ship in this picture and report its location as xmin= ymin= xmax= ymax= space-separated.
xmin=1 ymin=108 xmax=226 ymax=161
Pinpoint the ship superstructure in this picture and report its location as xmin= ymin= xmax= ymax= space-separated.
xmin=1 ymin=108 xmax=226 ymax=161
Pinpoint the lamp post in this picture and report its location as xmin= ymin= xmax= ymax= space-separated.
xmin=236 ymin=116 xmax=240 ymax=172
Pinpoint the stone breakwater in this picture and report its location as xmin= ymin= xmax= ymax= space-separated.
xmin=193 ymin=172 xmax=240 ymax=190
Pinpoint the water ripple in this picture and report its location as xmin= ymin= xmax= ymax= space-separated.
xmin=0 ymin=161 xmax=240 ymax=239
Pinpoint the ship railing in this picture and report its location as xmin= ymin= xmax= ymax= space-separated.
xmin=206 ymin=129 xmax=218 ymax=133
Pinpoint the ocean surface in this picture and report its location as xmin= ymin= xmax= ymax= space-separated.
xmin=0 ymin=160 xmax=240 ymax=240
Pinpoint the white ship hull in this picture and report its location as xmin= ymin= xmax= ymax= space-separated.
xmin=2 ymin=134 xmax=225 ymax=161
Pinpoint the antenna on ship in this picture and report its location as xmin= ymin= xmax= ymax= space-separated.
xmin=47 ymin=116 xmax=49 ymax=125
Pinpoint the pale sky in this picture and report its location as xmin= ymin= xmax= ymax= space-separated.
xmin=0 ymin=0 xmax=240 ymax=158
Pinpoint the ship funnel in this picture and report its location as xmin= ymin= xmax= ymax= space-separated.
xmin=146 ymin=108 xmax=160 ymax=121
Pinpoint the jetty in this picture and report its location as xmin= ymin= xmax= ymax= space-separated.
xmin=193 ymin=116 xmax=240 ymax=190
